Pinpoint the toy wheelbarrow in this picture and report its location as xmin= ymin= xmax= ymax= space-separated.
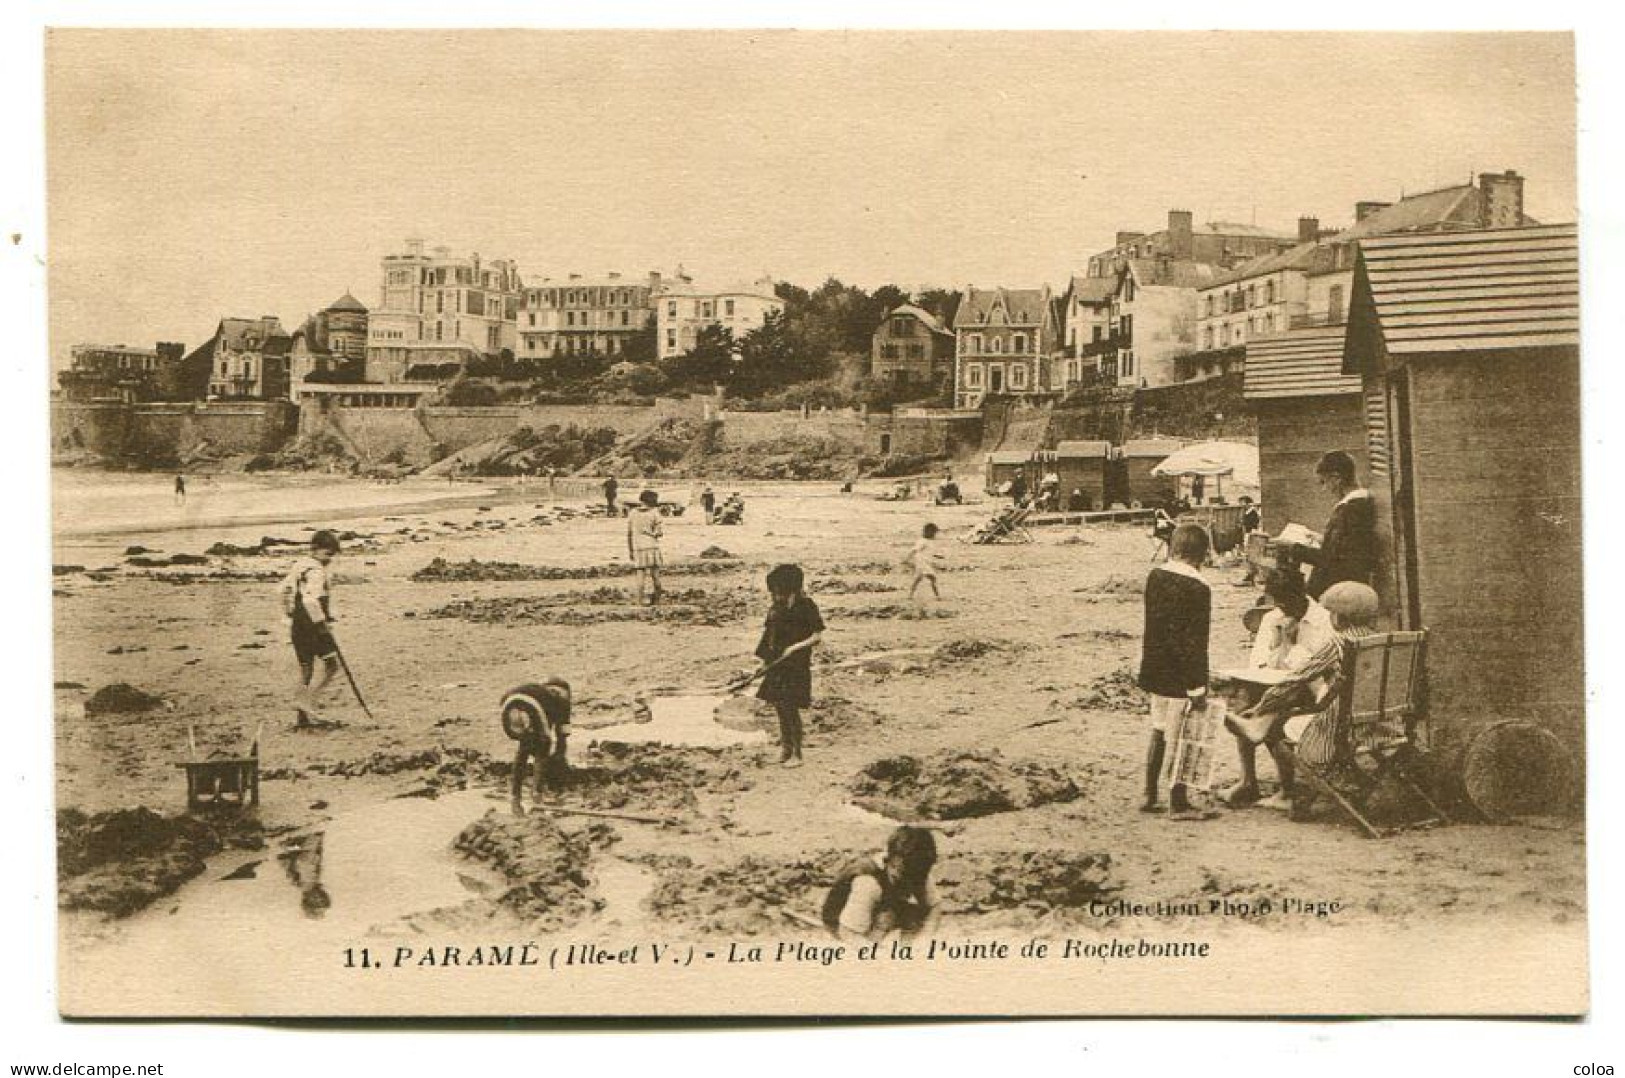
xmin=176 ymin=722 xmax=261 ymax=812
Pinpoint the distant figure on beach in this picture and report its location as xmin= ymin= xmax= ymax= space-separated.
xmin=755 ymin=563 xmax=823 ymax=768
xmin=1009 ymin=474 xmax=1028 ymax=507
xmin=627 ymin=489 xmax=664 ymax=604
xmin=822 ymin=825 xmax=940 ymax=941
xmin=603 ymin=475 xmax=620 ymax=517
xmin=1068 ymin=488 xmax=1088 ymax=512
xmin=905 ymin=522 xmax=944 ymax=602
xmin=279 ymin=530 xmax=343 ymax=730
xmin=502 ymin=678 xmax=573 ymax=816
xmin=174 ymin=474 xmax=186 ymax=505
xmin=701 ymin=484 xmax=716 ymax=523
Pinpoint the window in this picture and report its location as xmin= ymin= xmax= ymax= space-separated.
xmin=666 ymin=329 xmax=677 ymax=349
xmin=1247 ymin=284 xmax=1257 ymax=308
xmin=1092 ymin=326 xmax=1104 ymax=342
xmin=436 ymin=292 xmax=444 ymax=314
xmin=621 ymin=311 xmax=629 ymax=326
xmin=891 ymin=317 xmax=912 ymax=336
xmin=881 ymin=344 xmax=899 ymax=359
xmin=1124 ymin=277 xmax=1136 ymax=302
xmin=1013 ymin=333 xmax=1027 ymax=354
xmin=668 ymin=301 xmax=677 ymax=317
xmin=1205 ymin=295 xmax=1215 ymax=316
xmin=701 ymin=302 xmax=714 ymax=318
xmin=725 ymin=299 xmax=735 ymax=317
xmin=965 ymin=363 xmax=983 ymax=388
xmin=1010 ymin=364 xmax=1028 ymax=390
xmin=970 ymin=334 xmax=983 ymax=353
xmin=219 ymin=361 xmax=227 ymax=377
xmin=244 ymin=360 xmax=253 ymax=379
xmin=528 ymin=314 xmax=536 ymax=327
xmin=1264 ymin=279 xmax=1275 ymax=305
xmin=1203 ymin=327 xmax=1214 ymax=350
xmin=1264 ymin=312 xmax=1274 ymax=334
xmin=567 ymin=312 xmax=576 ymax=327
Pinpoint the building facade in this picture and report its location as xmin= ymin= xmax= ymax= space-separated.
xmin=1086 ymin=210 xmax=1296 ymax=279
xmin=1105 ymin=260 xmax=1215 ymax=389
xmin=518 ymin=273 xmax=659 ymax=362
xmin=289 ymin=293 xmax=370 ymax=401
xmin=58 ymin=342 xmax=186 ymax=403
xmin=1057 ymin=276 xmax=1116 ymax=388
xmin=367 ymin=239 xmax=520 ymax=382
xmin=186 ymin=316 xmax=293 ymax=401
xmin=655 ymin=277 xmax=783 ymax=359
xmin=951 ymin=286 xmax=1057 ymax=410
xmin=870 ymin=303 xmax=956 ymax=389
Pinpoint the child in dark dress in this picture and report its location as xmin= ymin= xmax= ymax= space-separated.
xmin=1137 ymin=523 xmax=1212 ymax=819
xmin=755 ymin=563 xmax=824 ymax=768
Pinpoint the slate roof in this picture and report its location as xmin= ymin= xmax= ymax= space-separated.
xmin=884 ymin=303 xmax=954 ymax=337
xmin=955 ymin=287 xmax=1050 ymax=328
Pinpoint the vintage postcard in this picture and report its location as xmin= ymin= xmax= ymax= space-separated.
xmin=46 ymin=29 xmax=1584 ymax=1017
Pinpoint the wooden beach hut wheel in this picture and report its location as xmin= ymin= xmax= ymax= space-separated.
xmin=1461 ymin=721 xmax=1575 ymax=822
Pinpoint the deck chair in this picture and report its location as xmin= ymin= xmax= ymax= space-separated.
xmin=1287 ymin=630 xmax=1451 ymax=838
xmin=963 ymin=505 xmax=1035 ymax=544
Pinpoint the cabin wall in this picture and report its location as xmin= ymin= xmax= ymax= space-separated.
xmin=1253 ymin=395 xmax=1367 ymax=534
xmin=1401 ymin=348 xmax=1583 ymax=760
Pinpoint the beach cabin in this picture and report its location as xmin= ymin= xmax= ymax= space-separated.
xmin=1343 ymin=224 xmax=1581 ymax=769
xmin=1118 ymin=438 xmax=1183 ymax=508
xmin=1053 ymin=440 xmax=1111 ymax=510
xmin=1243 ymin=325 xmax=1367 ymax=534
xmin=984 ymin=450 xmax=1033 ymax=495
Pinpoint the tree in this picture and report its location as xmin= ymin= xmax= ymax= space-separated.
xmin=915 ymin=288 xmax=962 ymax=328
xmin=659 ymin=324 xmax=734 ymax=390
xmin=733 ymin=310 xmax=800 ymax=397
xmin=620 ymin=323 xmax=658 ymax=365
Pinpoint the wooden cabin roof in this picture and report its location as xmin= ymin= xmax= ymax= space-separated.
xmin=1344 ymin=224 xmax=1578 ymax=371
xmin=1243 ymin=324 xmax=1363 ymax=400
xmin=1055 ymin=440 xmax=1112 ymax=458
xmin=1121 ymin=438 xmax=1184 ymax=459
xmin=986 ymin=450 xmax=1032 ymax=465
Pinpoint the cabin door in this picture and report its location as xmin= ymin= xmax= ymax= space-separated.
xmin=1389 ymin=370 xmax=1424 ymax=630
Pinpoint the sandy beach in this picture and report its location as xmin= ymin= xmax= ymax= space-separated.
xmin=51 ymin=471 xmax=1587 ymax=1014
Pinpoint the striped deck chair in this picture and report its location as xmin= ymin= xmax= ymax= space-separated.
xmin=963 ymin=505 xmax=1036 ymax=545
xmin=1287 ymin=630 xmax=1451 ymax=838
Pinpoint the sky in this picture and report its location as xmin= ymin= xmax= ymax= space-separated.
xmin=45 ymin=30 xmax=1575 ymax=365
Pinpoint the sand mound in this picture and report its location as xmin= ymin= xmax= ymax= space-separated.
xmin=453 ymin=810 xmax=600 ymax=929
xmin=1064 ymin=666 xmax=1143 ymax=712
xmin=808 ymin=579 xmax=899 ymax=595
xmin=644 ymin=851 xmax=849 ymax=935
xmin=851 ymin=750 xmax=1080 ymax=821
xmin=938 ymin=850 xmax=1118 ymax=916
xmin=57 ymin=807 xmax=262 ymax=918
xmin=932 ymin=637 xmax=1018 ymax=664
xmin=837 ymin=603 xmax=957 ymax=621
xmin=561 ymin=741 xmax=756 ymax=816
xmin=412 ymin=557 xmax=741 ymax=583
xmin=427 ymin=589 xmax=748 ymax=628
xmin=84 ymin=683 xmax=165 ymax=716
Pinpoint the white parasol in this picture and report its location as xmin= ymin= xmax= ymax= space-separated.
xmin=1150 ymin=440 xmax=1260 ymax=498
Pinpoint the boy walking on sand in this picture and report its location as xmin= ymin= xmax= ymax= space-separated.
xmin=627 ymin=489 xmax=665 ymax=604
xmin=280 ymin=530 xmax=343 ymax=730
xmin=1136 ymin=523 xmax=1212 ymax=819
xmin=905 ymin=523 xmax=944 ymax=602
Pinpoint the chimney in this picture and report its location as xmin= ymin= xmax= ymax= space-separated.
xmin=1478 ymin=169 xmax=1525 ymax=229
xmin=1167 ymin=210 xmax=1194 ymax=259
xmin=1355 ymin=201 xmax=1391 ymax=223
xmin=405 ymin=237 xmax=424 ymax=257
xmin=1298 ymin=216 xmax=1320 ymax=243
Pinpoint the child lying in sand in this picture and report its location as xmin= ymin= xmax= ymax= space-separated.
xmin=822 ymin=825 xmax=940 ymax=941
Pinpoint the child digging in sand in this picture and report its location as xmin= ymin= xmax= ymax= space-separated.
xmin=754 ymin=564 xmax=824 ymax=768
xmin=501 ymin=678 xmax=573 ymax=816
xmin=1136 ymin=522 xmax=1213 ymax=820
xmin=905 ymin=522 xmax=944 ymax=602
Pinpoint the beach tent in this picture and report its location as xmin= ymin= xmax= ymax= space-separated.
xmin=1151 ymin=440 xmax=1260 ymax=503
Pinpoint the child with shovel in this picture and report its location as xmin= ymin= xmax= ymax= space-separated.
xmin=754 ymin=564 xmax=824 ymax=768
xmin=280 ymin=529 xmax=343 ymax=730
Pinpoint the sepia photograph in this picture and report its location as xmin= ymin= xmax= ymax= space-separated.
xmin=36 ymin=25 xmax=1590 ymax=1021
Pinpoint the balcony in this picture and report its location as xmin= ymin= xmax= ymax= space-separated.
xmin=1288 ymin=311 xmax=1347 ymax=330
